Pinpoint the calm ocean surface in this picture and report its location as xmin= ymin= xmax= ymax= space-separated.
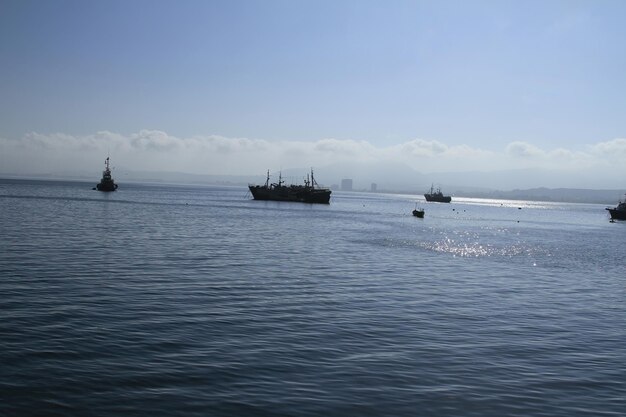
xmin=1 ymin=178 xmax=624 ymax=416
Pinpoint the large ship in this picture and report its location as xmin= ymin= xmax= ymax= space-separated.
xmin=249 ymin=169 xmax=331 ymax=204
xmin=606 ymin=194 xmax=626 ymax=220
xmin=424 ymin=184 xmax=451 ymax=203
xmin=94 ymin=157 xmax=118 ymax=192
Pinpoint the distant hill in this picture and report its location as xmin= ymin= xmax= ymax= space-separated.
xmin=2 ymin=164 xmax=623 ymax=204
xmin=453 ymin=187 xmax=623 ymax=204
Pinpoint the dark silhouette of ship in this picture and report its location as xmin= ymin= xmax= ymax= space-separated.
xmin=94 ymin=157 xmax=118 ymax=192
xmin=412 ymin=207 xmax=425 ymax=218
xmin=606 ymin=194 xmax=626 ymax=220
xmin=424 ymin=184 xmax=451 ymax=203
xmin=249 ymin=169 xmax=331 ymax=204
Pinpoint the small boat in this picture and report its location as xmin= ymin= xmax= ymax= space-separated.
xmin=249 ymin=169 xmax=331 ymax=204
xmin=412 ymin=204 xmax=425 ymax=218
xmin=606 ymin=194 xmax=626 ymax=220
xmin=424 ymin=184 xmax=451 ymax=203
xmin=94 ymin=157 xmax=118 ymax=192
xmin=412 ymin=209 xmax=425 ymax=218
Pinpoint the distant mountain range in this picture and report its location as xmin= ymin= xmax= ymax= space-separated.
xmin=452 ymin=188 xmax=624 ymax=204
xmin=1 ymin=163 xmax=623 ymax=204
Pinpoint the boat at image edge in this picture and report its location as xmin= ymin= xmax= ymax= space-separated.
xmin=94 ymin=157 xmax=118 ymax=192
xmin=424 ymin=184 xmax=451 ymax=203
xmin=606 ymin=194 xmax=626 ymax=220
xmin=249 ymin=169 xmax=331 ymax=204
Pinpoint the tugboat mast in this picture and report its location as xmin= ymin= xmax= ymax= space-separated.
xmin=103 ymin=157 xmax=111 ymax=178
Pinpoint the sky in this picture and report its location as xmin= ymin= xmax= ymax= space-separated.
xmin=1 ymin=0 xmax=626 ymax=189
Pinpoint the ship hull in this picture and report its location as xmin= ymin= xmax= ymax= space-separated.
xmin=606 ymin=208 xmax=626 ymax=220
xmin=249 ymin=186 xmax=331 ymax=204
xmin=424 ymin=194 xmax=451 ymax=203
xmin=96 ymin=180 xmax=118 ymax=192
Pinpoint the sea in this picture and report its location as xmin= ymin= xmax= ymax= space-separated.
xmin=1 ymin=178 xmax=624 ymax=417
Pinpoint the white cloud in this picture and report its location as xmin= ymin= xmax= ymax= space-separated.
xmin=129 ymin=130 xmax=180 ymax=151
xmin=505 ymin=141 xmax=545 ymax=158
xmin=1 ymin=131 xmax=624 ymax=188
xmin=393 ymin=139 xmax=448 ymax=157
xmin=590 ymin=138 xmax=626 ymax=158
xmin=313 ymin=138 xmax=377 ymax=158
xmin=500 ymin=141 xmax=608 ymax=172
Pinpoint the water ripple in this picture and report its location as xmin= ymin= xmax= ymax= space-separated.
xmin=1 ymin=180 xmax=625 ymax=416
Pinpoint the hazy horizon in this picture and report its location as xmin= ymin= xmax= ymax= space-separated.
xmin=1 ymin=1 xmax=625 ymax=191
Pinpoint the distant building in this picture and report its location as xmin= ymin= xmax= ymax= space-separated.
xmin=371 ymin=183 xmax=377 ymax=192
xmin=341 ymin=179 xmax=353 ymax=191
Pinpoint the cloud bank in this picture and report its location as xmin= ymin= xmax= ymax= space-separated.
xmin=1 ymin=130 xmax=625 ymax=189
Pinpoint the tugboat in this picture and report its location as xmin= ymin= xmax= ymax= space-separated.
xmin=424 ymin=184 xmax=451 ymax=203
xmin=606 ymin=194 xmax=626 ymax=220
xmin=94 ymin=157 xmax=118 ymax=192
xmin=249 ymin=169 xmax=331 ymax=204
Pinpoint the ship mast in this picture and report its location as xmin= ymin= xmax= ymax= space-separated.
xmin=310 ymin=168 xmax=317 ymax=189
xmin=103 ymin=156 xmax=111 ymax=177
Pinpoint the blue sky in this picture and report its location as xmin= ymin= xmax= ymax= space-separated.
xmin=1 ymin=0 xmax=626 ymax=188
